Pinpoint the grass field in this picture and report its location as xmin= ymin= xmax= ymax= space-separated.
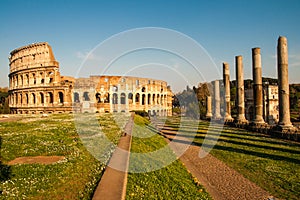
xmin=0 ymin=113 xmax=124 ymax=199
xmin=160 ymin=117 xmax=300 ymax=200
xmin=126 ymin=115 xmax=211 ymax=200
xmin=1 ymin=113 xmax=299 ymax=199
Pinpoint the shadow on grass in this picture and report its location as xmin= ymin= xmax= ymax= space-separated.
xmin=0 ymin=137 xmax=12 ymax=183
xmin=221 ymin=126 xmax=299 ymax=146
xmin=199 ymin=142 xmax=300 ymax=164
xmin=147 ymin=125 xmax=300 ymax=165
xmin=157 ymin=125 xmax=300 ymax=155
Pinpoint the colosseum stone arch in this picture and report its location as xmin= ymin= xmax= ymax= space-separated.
xmin=8 ymin=42 xmax=173 ymax=116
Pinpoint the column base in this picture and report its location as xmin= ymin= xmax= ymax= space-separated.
xmin=212 ymin=117 xmax=223 ymax=123
xmin=234 ymin=119 xmax=249 ymax=128
xmin=252 ymin=118 xmax=266 ymax=124
xmin=213 ymin=114 xmax=222 ymax=120
xmin=205 ymin=114 xmax=212 ymax=119
xmin=250 ymin=120 xmax=267 ymax=127
xmin=249 ymin=122 xmax=270 ymax=133
xmin=271 ymin=125 xmax=299 ymax=141
xmin=274 ymin=124 xmax=298 ymax=133
xmin=224 ymin=116 xmax=234 ymax=123
xmin=235 ymin=118 xmax=248 ymax=124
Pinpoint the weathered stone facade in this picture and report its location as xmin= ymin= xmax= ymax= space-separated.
xmin=8 ymin=42 xmax=74 ymax=114
xmin=73 ymin=76 xmax=172 ymax=116
xmin=8 ymin=42 xmax=172 ymax=116
xmin=245 ymin=84 xmax=279 ymax=125
xmin=263 ymin=84 xmax=279 ymax=125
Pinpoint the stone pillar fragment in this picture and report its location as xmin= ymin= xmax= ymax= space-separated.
xmin=277 ymin=36 xmax=293 ymax=128
xmin=235 ymin=55 xmax=248 ymax=124
xmin=213 ymin=80 xmax=222 ymax=119
xmin=223 ymin=62 xmax=233 ymax=122
xmin=252 ymin=48 xmax=265 ymax=124
xmin=206 ymin=96 xmax=212 ymax=118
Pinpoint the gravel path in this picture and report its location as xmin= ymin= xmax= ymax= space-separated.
xmin=155 ymin=122 xmax=276 ymax=200
xmin=180 ymin=145 xmax=273 ymax=200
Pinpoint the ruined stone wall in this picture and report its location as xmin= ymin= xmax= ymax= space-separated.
xmin=243 ymin=85 xmax=279 ymax=124
xmin=74 ymin=75 xmax=172 ymax=116
xmin=263 ymin=85 xmax=279 ymax=125
xmin=8 ymin=42 xmax=73 ymax=114
xmin=8 ymin=42 xmax=172 ymax=116
xmin=245 ymin=88 xmax=254 ymax=121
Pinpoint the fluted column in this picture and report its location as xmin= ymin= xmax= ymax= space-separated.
xmin=235 ymin=55 xmax=248 ymax=124
xmin=223 ymin=62 xmax=233 ymax=121
xmin=252 ymin=48 xmax=265 ymax=124
xmin=277 ymin=36 xmax=293 ymax=127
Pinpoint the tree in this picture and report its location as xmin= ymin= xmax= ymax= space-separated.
xmin=0 ymin=87 xmax=9 ymax=114
xmin=173 ymin=86 xmax=199 ymax=119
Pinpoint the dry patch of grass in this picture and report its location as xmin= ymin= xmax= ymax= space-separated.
xmin=7 ymin=156 xmax=65 ymax=165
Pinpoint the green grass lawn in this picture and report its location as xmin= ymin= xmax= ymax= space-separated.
xmin=126 ymin=115 xmax=211 ymax=200
xmin=2 ymin=113 xmax=298 ymax=199
xmin=161 ymin=117 xmax=300 ymax=200
xmin=0 ymin=113 xmax=124 ymax=199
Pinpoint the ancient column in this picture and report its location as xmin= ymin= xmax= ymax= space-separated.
xmin=252 ymin=48 xmax=265 ymax=124
xmin=206 ymin=95 xmax=212 ymax=118
xmin=223 ymin=62 xmax=233 ymax=121
xmin=213 ymin=80 xmax=222 ymax=119
xmin=235 ymin=55 xmax=248 ymax=124
xmin=277 ymin=36 xmax=293 ymax=127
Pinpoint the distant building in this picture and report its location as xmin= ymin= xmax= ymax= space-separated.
xmin=263 ymin=84 xmax=279 ymax=125
xmin=244 ymin=83 xmax=279 ymax=124
xmin=8 ymin=42 xmax=172 ymax=116
xmin=245 ymin=87 xmax=254 ymax=121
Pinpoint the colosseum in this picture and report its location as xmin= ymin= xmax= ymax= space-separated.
xmin=8 ymin=42 xmax=173 ymax=116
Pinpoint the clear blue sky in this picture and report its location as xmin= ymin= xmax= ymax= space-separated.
xmin=1 ymin=0 xmax=300 ymax=92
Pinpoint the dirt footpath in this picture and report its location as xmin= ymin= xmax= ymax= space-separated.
xmin=92 ymin=113 xmax=134 ymax=200
xmin=179 ymin=145 xmax=273 ymax=200
xmin=155 ymin=122 xmax=275 ymax=200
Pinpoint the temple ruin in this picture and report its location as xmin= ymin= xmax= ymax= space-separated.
xmin=206 ymin=36 xmax=298 ymax=138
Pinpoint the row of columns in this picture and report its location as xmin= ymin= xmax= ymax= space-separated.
xmin=207 ymin=36 xmax=296 ymax=131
